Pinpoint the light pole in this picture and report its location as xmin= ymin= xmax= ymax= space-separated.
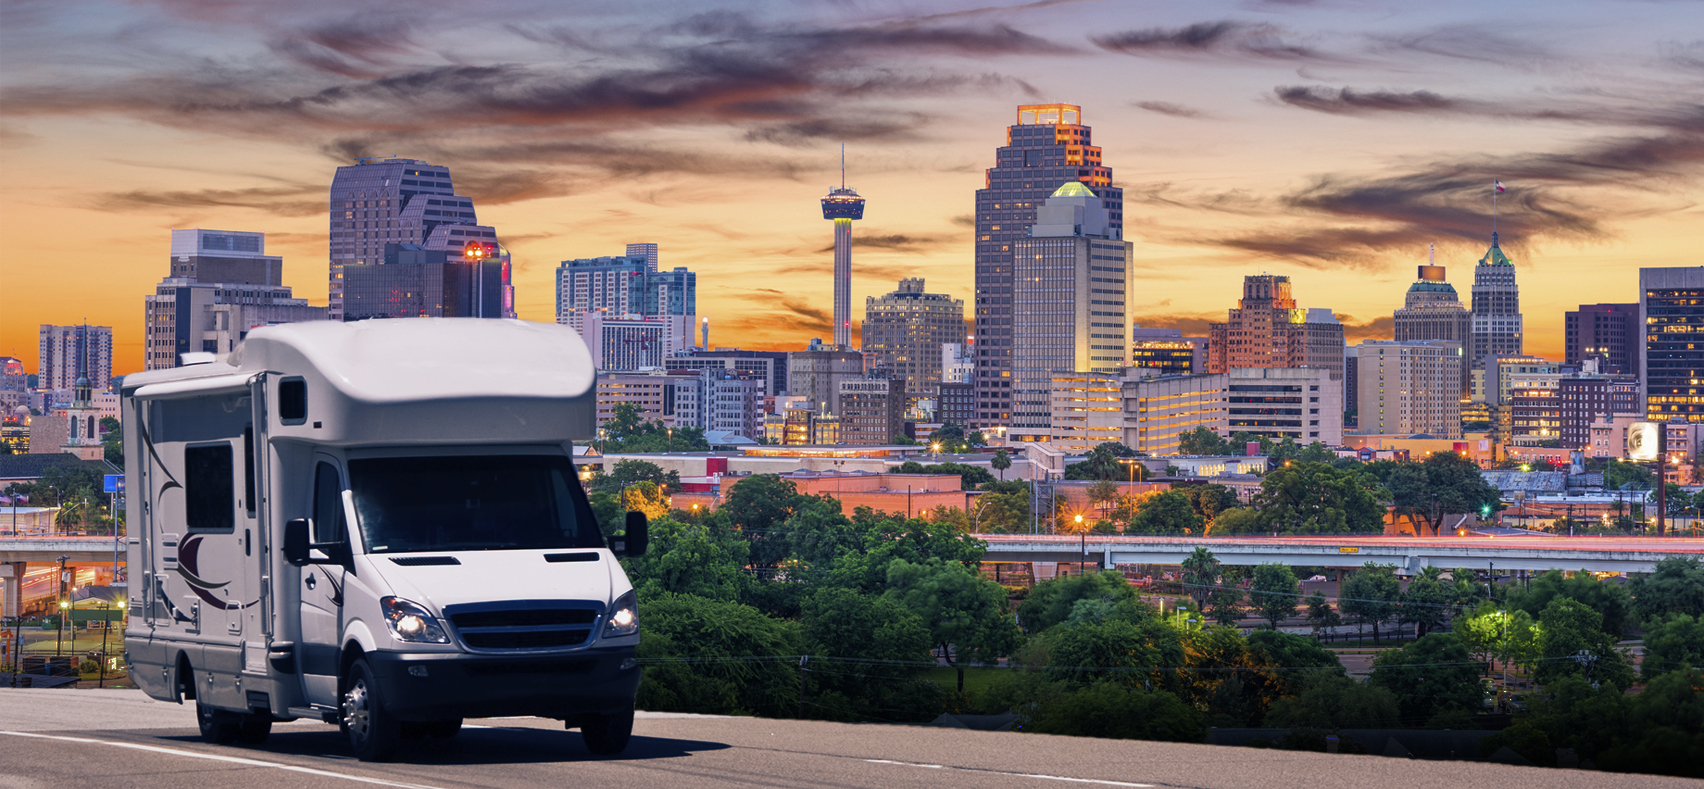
xmin=1076 ymin=514 xmax=1085 ymax=575
xmin=55 ymin=555 xmax=68 ymax=658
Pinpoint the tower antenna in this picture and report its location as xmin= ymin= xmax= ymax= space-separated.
xmin=1429 ymin=243 xmax=1435 ymax=266
xmin=840 ymin=142 xmax=845 ymax=189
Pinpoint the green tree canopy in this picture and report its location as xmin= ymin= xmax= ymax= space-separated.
xmin=1534 ymin=597 xmax=1634 ymax=689
xmin=1640 ymin=613 xmax=1704 ymax=681
xmin=1063 ymin=443 xmax=1142 ymax=481
xmin=1128 ymin=491 xmax=1202 ymax=535
xmin=1368 ymin=633 xmax=1484 ymax=726
xmin=1339 ymin=563 xmax=1401 ymax=643
xmin=1248 ymin=563 xmax=1299 ymax=630
xmin=1177 ymin=426 xmax=1230 ymax=456
xmin=635 ymin=593 xmax=802 ymax=717
xmin=990 ymin=449 xmax=1012 ymax=480
xmin=1021 ymin=681 xmax=1202 ymax=743
xmin=1398 ymin=567 xmax=1454 ymax=637
xmin=1629 ymin=557 xmax=1704 ymax=625
xmin=1505 ymin=568 xmax=1632 ymax=637
xmin=1181 ymin=547 xmax=1219 ymax=612
xmin=1367 ymin=452 xmax=1503 ymax=535
xmin=1252 ymin=461 xmax=1387 ymax=534
xmin=1017 ymin=570 xmax=1141 ymax=633
xmin=1176 ymin=484 xmax=1240 ymax=522
xmin=600 ymin=403 xmax=711 ymax=453
xmin=889 ymin=461 xmax=995 ymax=489
xmin=622 ymin=518 xmax=750 ymax=602
xmin=881 ymin=557 xmax=1021 ymax=665
xmin=1264 ymin=670 xmax=1398 ymax=730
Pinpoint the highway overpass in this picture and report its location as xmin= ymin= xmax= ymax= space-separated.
xmin=0 ymin=536 xmax=125 ymax=565
xmin=979 ymin=534 xmax=1704 ymax=575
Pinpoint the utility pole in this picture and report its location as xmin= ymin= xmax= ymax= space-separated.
xmin=55 ymin=555 xmax=68 ymax=658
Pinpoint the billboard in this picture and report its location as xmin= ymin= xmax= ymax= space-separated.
xmin=1628 ymin=422 xmax=1663 ymax=462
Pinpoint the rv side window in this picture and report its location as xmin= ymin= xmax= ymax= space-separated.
xmin=279 ymin=377 xmax=307 ymax=425
xmin=185 ymin=443 xmax=235 ymax=532
xmin=313 ymin=462 xmax=347 ymax=544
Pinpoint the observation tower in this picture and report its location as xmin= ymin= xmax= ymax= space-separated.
xmin=821 ymin=145 xmax=865 ymax=349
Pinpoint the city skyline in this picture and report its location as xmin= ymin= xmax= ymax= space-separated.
xmin=3 ymin=1 xmax=1702 ymax=374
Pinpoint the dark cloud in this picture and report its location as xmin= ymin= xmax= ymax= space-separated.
xmin=92 ymin=185 xmax=323 ymax=217
xmin=1129 ymin=313 xmax=1219 ymax=337
xmin=1371 ymin=26 xmax=1556 ymax=69
xmin=1093 ymin=21 xmax=1341 ymax=63
xmin=1336 ymin=314 xmax=1394 ymax=342
xmin=811 ymin=233 xmax=951 ymax=255
xmin=1133 ymin=101 xmax=1207 ymax=118
xmin=950 ymin=214 xmax=976 ymax=227
xmin=270 ymin=16 xmax=416 ymax=78
xmin=1274 ymin=86 xmax=1456 ymax=115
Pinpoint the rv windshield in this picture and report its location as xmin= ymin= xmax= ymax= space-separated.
xmin=347 ymin=455 xmax=604 ymax=554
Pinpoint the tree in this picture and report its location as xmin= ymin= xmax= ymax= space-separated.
xmin=599 ymin=459 xmax=682 ymax=494
xmin=1629 ymin=557 xmax=1704 ymax=625
xmin=882 ymin=557 xmax=1021 ymax=665
xmin=889 ymin=461 xmax=995 ymax=489
xmin=1264 ymin=671 xmax=1398 ymax=730
xmin=1178 ymin=426 xmax=1229 ymax=456
xmin=1128 ymin=491 xmax=1202 ymax=535
xmin=1506 ymin=568 xmax=1632 ymax=637
xmin=99 ymin=417 xmax=123 ymax=466
xmin=1640 ymin=613 xmax=1704 ymax=681
xmin=799 ymin=588 xmax=941 ymax=721
xmin=991 ymin=449 xmax=1011 ymax=481
xmin=1605 ymin=459 xmax=1655 ymax=491
xmin=623 ymin=518 xmax=751 ymax=602
xmin=723 ymin=474 xmax=805 ymax=566
xmin=1535 ymin=597 xmax=1634 ymax=689
xmin=1086 ymin=480 xmax=1120 ymax=521
xmin=1022 ymin=681 xmax=1202 ymax=743
xmin=1018 ymin=570 xmax=1142 ymax=633
xmin=1177 ymin=484 xmax=1240 ymax=522
xmin=1368 ymin=453 xmax=1502 ymax=536
xmin=1207 ymin=506 xmax=1261 ymax=535
xmin=601 ymin=403 xmax=712 ymax=453
xmin=1249 ymin=564 xmax=1299 ymax=630
xmin=1206 ymin=585 xmax=1244 ymax=626
xmin=619 ymin=481 xmax=670 ymax=520
xmin=1180 ymin=547 xmax=1219 ymax=612
xmin=1399 ymin=567 xmax=1454 ymax=637
xmin=1251 ymin=462 xmax=1387 ymax=535
xmin=635 ymin=593 xmax=801 ymax=717
xmin=1369 ymin=633 xmax=1484 ymax=726
xmin=1047 ymin=618 xmax=1178 ymax=684
xmin=1305 ymin=590 xmax=1340 ymax=640
xmin=1338 ymin=563 xmax=1401 ymax=643
xmin=974 ymin=481 xmax=1029 ymax=533
xmin=1063 ymin=442 xmax=1141 ymax=481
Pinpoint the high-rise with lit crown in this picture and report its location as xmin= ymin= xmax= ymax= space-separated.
xmin=328 ymin=157 xmax=512 ymax=321
xmin=1470 ymin=232 xmax=1522 ymax=369
xmin=821 ymin=148 xmax=865 ymax=349
xmin=973 ymin=104 xmax=1121 ymax=427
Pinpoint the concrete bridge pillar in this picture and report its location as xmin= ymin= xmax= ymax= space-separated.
xmin=1 ymin=562 xmax=22 ymax=619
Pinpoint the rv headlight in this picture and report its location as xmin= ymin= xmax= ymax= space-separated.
xmin=604 ymin=590 xmax=638 ymax=638
xmin=381 ymin=596 xmax=449 ymax=644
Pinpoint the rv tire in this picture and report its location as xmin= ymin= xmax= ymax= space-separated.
xmin=196 ymin=698 xmax=241 ymax=745
xmin=237 ymin=714 xmax=272 ymax=744
xmin=342 ymin=658 xmax=401 ymax=762
xmin=579 ymin=706 xmax=633 ymax=756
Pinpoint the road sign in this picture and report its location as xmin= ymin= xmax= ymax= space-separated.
xmin=103 ymin=475 xmax=124 ymax=494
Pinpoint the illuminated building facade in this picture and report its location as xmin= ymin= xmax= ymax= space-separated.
xmin=1394 ymin=261 xmax=1471 ymax=397
xmin=1229 ymin=367 xmax=1342 ymax=445
xmin=1049 ymin=370 xmax=1228 ymax=455
xmin=974 ymin=103 xmax=1122 ymax=427
xmin=1565 ymin=303 xmax=1640 ymax=378
xmin=861 ymin=278 xmax=964 ymax=403
xmin=839 ymin=378 xmax=907 ymax=445
xmin=342 ymin=242 xmax=511 ymax=321
xmin=1131 ymin=327 xmax=1206 ymax=376
xmin=1009 ymin=182 xmax=1132 ymax=429
xmin=789 ymin=338 xmax=864 ymax=416
xmin=1207 ymin=275 xmax=1344 ymax=386
xmin=1642 ymin=267 xmax=1704 ymax=422
xmin=554 ymin=252 xmax=696 ymax=333
xmin=1356 ymin=340 xmax=1464 ymax=439
xmin=328 ymin=157 xmax=502 ymax=321
xmin=1470 ymin=234 xmax=1523 ymax=369
xmin=37 ymin=324 xmax=112 ymax=392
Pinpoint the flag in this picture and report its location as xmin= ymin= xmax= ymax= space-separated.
xmin=1494 ymin=180 xmax=1506 ymax=194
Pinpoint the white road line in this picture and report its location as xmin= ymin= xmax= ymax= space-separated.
xmin=0 ymin=731 xmax=445 ymax=789
xmin=865 ymin=758 xmax=1154 ymax=787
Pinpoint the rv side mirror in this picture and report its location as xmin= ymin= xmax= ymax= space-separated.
xmin=623 ymin=511 xmax=649 ymax=558
xmin=283 ymin=519 xmax=310 ymax=567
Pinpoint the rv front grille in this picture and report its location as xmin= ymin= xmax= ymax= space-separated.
xmin=445 ymin=604 xmax=602 ymax=652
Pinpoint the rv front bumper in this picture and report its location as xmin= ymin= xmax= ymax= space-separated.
xmin=366 ymin=646 xmax=640 ymax=721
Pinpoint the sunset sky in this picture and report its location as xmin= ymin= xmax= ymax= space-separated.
xmin=2 ymin=0 xmax=1701 ymax=376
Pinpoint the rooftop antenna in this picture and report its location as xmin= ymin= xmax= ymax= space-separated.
xmin=840 ymin=142 xmax=846 ymax=189
xmin=1429 ymin=243 xmax=1435 ymax=265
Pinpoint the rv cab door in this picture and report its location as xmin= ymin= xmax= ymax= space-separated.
xmin=298 ymin=457 xmax=351 ymax=707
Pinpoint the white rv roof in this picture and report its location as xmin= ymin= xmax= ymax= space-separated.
xmin=230 ymin=319 xmax=594 ymax=403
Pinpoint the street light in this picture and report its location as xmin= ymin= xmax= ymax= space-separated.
xmin=1075 ymin=514 xmax=1086 ymax=575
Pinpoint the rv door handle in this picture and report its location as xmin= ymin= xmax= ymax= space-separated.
xmin=305 ymin=573 xmax=317 ymax=590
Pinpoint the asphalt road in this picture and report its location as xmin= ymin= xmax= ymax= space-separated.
xmin=0 ymin=689 xmax=1693 ymax=789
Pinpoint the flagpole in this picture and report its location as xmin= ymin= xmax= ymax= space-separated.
xmin=1493 ymin=179 xmax=1498 ymax=234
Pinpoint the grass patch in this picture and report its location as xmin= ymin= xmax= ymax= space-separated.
xmin=922 ymin=666 xmax=1006 ymax=694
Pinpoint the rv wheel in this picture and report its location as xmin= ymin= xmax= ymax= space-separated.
xmin=236 ymin=714 xmax=272 ymax=744
xmin=579 ymin=706 xmax=634 ymax=756
xmin=342 ymin=658 xmax=401 ymax=761
xmin=196 ymin=698 xmax=241 ymax=745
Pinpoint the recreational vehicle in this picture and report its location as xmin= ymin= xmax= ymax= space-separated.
xmin=122 ymin=319 xmax=648 ymax=761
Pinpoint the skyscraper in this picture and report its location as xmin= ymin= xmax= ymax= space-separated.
xmin=1565 ymin=303 xmax=1640 ymax=378
xmin=974 ymin=104 xmax=1122 ymax=427
xmin=1355 ymin=340 xmax=1464 ymax=438
xmin=821 ymin=150 xmax=865 ymax=349
xmin=861 ymin=278 xmax=964 ymax=403
xmin=1642 ymin=267 xmax=1704 ymax=423
xmin=1206 ymin=275 xmax=1344 ymax=385
xmin=1009 ymin=182 xmax=1132 ymax=428
xmin=554 ymin=246 xmax=696 ymax=352
xmin=328 ymin=157 xmax=510 ymax=320
xmin=1393 ymin=253 xmax=1471 ymax=396
xmin=146 ymin=229 xmax=326 ymax=370
xmin=1469 ymin=233 xmax=1522 ymax=368
xmin=343 ymin=243 xmax=510 ymax=321
xmin=625 ymin=242 xmax=660 ymax=272
xmin=37 ymin=324 xmax=112 ymax=391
